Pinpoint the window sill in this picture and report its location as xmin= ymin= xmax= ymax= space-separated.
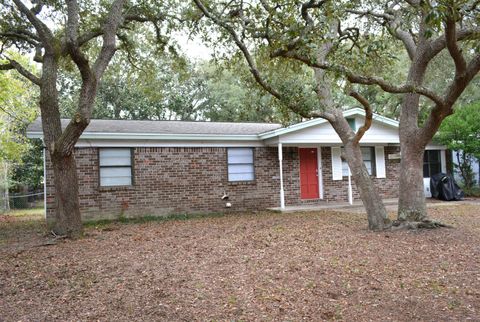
xmin=228 ymin=180 xmax=256 ymax=186
xmin=98 ymin=185 xmax=135 ymax=192
xmin=341 ymin=174 xmax=376 ymax=178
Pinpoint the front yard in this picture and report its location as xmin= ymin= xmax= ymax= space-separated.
xmin=1 ymin=205 xmax=479 ymax=321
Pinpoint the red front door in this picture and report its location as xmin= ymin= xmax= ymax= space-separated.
xmin=299 ymin=148 xmax=319 ymax=199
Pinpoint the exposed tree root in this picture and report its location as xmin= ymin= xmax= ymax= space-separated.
xmin=390 ymin=219 xmax=453 ymax=231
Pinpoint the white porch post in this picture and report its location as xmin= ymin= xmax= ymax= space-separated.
xmin=278 ymin=143 xmax=285 ymax=209
xmin=347 ymin=168 xmax=353 ymax=205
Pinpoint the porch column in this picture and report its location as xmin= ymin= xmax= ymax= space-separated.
xmin=278 ymin=143 xmax=285 ymax=209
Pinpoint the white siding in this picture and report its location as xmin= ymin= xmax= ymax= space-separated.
xmin=277 ymin=116 xmax=399 ymax=145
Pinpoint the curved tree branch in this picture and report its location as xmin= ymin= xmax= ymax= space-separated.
xmin=347 ymin=8 xmax=416 ymax=60
xmin=349 ymin=91 xmax=373 ymax=145
xmin=0 ymin=58 xmax=41 ymax=85
xmin=445 ymin=17 xmax=467 ymax=75
xmin=278 ymin=50 xmax=445 ymax=107
xmin=427 ymin=27 xmax=480 ymax=61
xmin=56 ymin=0 xmax=128 ymax=156
xmin=11 ymin=0 xmax=54 ymax=53
xmin=65 ymin=0 xmax=93 ymax=82
xmin=92 ymin=0 xmax=126 ymax=79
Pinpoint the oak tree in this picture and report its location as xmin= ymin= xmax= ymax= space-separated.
xmin=0 ymin=0 xmax=177 ymax=237
xmin=192 ymin=0 xmax=480 ymax=228
xmin=192 ymin=0 xmax=393 ymax=230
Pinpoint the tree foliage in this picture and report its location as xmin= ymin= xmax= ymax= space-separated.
xmin=59 ymin=48 xmax=301 ymax=123
xmin=0 ymin=55 xmax=38 ymax=164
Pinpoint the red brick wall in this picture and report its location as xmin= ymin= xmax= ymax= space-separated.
xmin=46 ymin=147 xmax=282 ymax=221
xmin=321 ymin=146 xmax=401 ymax=202
xmin=45 ymin=145 xmax=401 ymax=221
xmin=281 ymin=146 xmax=400 ymax=205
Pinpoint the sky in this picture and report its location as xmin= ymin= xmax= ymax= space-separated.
xmin=175 ymin=32 xmax=213 ymax=61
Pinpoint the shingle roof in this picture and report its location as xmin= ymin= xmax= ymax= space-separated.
xmin=27 ymin=118 xmax=282 ymax=136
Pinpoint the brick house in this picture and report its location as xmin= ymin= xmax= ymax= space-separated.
xmin=27 ymin=108 xmax=448 ymax=221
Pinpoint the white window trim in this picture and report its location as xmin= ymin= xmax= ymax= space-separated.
xmin=99 ymin=148 xmax=133 ymax=187
xmin=227 ymin=148 xmax=255 ymax=182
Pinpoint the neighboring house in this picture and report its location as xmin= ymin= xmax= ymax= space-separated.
xmin=27 ymin=108 xmax=448 ymax=221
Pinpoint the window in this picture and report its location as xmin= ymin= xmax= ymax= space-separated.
xmin=99 ymin=148 xmax=133 ymax=186
xmin=423 ymin=150 xmax=441 ymax=178
xmin=341 ymin=147 xmax=376 ymax=176
xmin=227 ymin=148 xmax=254 ymax=181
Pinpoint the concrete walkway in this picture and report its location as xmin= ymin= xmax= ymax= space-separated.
xmin=268 ymin=198 xmax=480 ymax=214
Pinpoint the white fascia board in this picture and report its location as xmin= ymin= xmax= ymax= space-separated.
xmin=27 ymin=131 xmax=260 ymax=141
xmin=425 ymin=144 xmax=447 ymax=150
xmin=278 ymin=138 xmax=399 ymax=145
xmin=259 ymin=118 xmax=328 ymax=139
xmin=343 ymin=108 xmax=400 ymax=128
xmin=76 ymin=139 xmax=266 ymax=148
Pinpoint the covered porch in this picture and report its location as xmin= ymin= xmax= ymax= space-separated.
xmin=268 ymin=198 xmax=478 ymax=214
xmin=257 ymin=108 xmax=402 ymax=211
xmin=268 ymin=198 xmax=399 ymax=213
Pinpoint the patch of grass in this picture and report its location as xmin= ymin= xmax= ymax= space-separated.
xmin=463 ymin=186 xmax=480 ymax=197
xmin=227 ymin=295 xmax=237 ymax=305
xmin=427 ymin=280 xmax=446 ymax=294
xmin=447 ymin=299 xmax=461 ymax=310
xmin=3 ymin=207 xmax=44 ymax=218
xmin=84 ymin=211 xmax=226 ymax=228
xmin=0 ymin=208 xmax=46 ymax=244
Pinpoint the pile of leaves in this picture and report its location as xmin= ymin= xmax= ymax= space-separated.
xmin=1 ymin=205 xmax=479 ymax=321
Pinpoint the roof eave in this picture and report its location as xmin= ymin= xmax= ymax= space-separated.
xmin=26 ymin=131 xmax=262 ymax=141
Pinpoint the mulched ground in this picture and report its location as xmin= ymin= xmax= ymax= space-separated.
xmin=1 ymin=205 xmax=479 ymax=321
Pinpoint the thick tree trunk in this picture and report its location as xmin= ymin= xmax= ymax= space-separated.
xmin=396 ymin=41 xmax=430 ymax=222
xmin=398 ymin=143 xmax=427 ymax=221
xmin=344 ymin=144 xmax=391 ymax=230
xmin=38 ymin=54 xmax=83 ymax=237
xmin=50 ymin=152 xmax=83 ymax=237
xmin=325 ymin=108 xmax=390 ymax=231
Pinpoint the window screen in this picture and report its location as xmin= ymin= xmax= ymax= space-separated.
xmin=227 ymin=148 xmax=254 ymax=181
xmin=99 ymin=148 xmax=133 ymax=186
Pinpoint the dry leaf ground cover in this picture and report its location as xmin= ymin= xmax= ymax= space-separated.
xmin=1 ymin=203 xmax=480 ymax=321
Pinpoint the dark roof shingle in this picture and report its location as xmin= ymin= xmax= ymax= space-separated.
xmin=27 ymin=118 xmax=282 ymax=136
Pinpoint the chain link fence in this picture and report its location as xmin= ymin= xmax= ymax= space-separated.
xmin=1 ymin=190 xmax=44 ymax=213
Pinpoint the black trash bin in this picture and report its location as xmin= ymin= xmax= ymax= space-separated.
xmin=430 ymin=173 xmax=464 ymax=201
